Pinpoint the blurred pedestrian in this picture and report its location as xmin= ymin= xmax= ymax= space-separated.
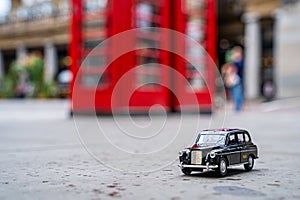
xmin=231 ymin=46 xmax=244 ymax=89
xmin=222 ymin=63 xmax=243 ymax=112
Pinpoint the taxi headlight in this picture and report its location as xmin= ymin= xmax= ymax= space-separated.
xmin=178 ymin=151 xmax=183 ymax=156
xmin=210 ymin=151 xmax=216 ymax=158
xmin=179 ymin=149 xmax=190 ymax=156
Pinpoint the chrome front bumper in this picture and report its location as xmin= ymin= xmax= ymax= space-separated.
xmin=178 ymin=162 xmax=218 ymax=170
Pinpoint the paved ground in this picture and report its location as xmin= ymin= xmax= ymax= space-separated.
xmin=0 ymin=98 xmax=300 ymax=200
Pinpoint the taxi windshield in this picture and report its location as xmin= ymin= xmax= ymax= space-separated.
xmin=196 ymin=132 xmax=226 ymax=146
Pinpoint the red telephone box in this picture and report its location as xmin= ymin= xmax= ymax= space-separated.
xmin=70 ymin=0 xmax=216 ymax=114
xmin=107 ymin=0 xmax=173 ymax=113
xmin=70 ymin=0 xmax=113 ymax=113
xmin=172 ymin=0 xmax=216 ymax=112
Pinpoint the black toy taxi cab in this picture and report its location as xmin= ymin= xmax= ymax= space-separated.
xmin=178 ymin=128 xmax=258 ymax=176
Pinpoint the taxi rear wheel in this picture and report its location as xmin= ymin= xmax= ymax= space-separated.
xmin=244 ymin=155 xmax=254 ymax=171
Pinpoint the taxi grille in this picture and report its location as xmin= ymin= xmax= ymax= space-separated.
xmin=191 ymin=150 xmax=202 ymax=164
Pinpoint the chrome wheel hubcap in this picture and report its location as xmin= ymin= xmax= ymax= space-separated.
xmin=220 ymin=160 xmax=226 ymax=173
xmin=249 ymin=156 xmax=253 ymax=167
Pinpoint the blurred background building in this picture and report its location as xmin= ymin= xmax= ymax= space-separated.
xmin=0 ymin=0 xmax=299 ymax=102
xmin=0 ymin=0 xmax=70 ymax=98
xmin=219 ymin=0 xmax=300 ymax=100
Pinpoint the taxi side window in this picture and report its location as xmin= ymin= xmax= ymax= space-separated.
xmin=237 ymin=133 xmax=244 ymax=143
xmin=228 ymin=134 xmax=236 ymax=145
xmin=244 ymin=133 xmax=250 ymax=143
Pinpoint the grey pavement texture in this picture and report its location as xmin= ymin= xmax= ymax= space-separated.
xmin=0 ymin=99 xmax=300 ymax=200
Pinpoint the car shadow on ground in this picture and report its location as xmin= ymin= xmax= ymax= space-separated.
xmin=186 ymin=168 xmax=260 ymax=179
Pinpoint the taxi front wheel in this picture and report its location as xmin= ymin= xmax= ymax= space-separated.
xmin=218 ymin=157 xmax=228 ymax=177
xmin=182 ymin=168 xmax=192 ymax=175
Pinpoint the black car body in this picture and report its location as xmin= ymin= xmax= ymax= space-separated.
xmin=178 ymin=128 xmax=258 ymax=176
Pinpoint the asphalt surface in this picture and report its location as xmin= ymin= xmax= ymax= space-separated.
xmin=0 ymin=99 xmax=300 ymax=200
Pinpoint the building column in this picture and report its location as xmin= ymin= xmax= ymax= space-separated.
xmin=0 ymin=50 xmax=3 ymax=79
xmin=242 ymin=12 xmax=261 ymax=99
xmin=274 ymin=3 xmax=300 ymax=98
xmin=44 ymin=43 xmax=57 ymax=82
xmin=273 ymin=9 xmax=280 ymax=98
xmin=16 ymin=45 xmax=27 ymax=61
